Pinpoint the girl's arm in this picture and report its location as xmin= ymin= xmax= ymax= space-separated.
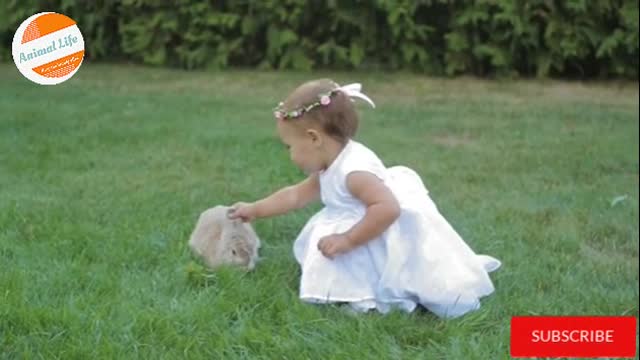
xmin=318 ymin=171 xmax=400 ymax=258
xmin=231 ymin=173 xmax=320 ymax=221
xmin=344 ymin=172 xmax=401 ymax=245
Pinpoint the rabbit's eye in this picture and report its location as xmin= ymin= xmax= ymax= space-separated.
xmin=231 ymin=249 xmax=237 ymax=256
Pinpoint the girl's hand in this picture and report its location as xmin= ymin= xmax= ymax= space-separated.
xmin=317 ymin=233 xmax=354 ymax=259
xmin=228 ymin=202 xmax=257 ymax=222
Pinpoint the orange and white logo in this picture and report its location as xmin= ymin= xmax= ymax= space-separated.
xmin=12 ymin=12 xmax=84 ymax=85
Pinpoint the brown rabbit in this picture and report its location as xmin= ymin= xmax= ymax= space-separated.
xmin=188 ymin=205 xmax=261 ymax=270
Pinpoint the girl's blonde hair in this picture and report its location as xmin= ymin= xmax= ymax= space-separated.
xmin=280 ymin=79 xmax=359 ymax=144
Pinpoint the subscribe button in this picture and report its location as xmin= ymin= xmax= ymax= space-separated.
xmin=511 ymin=316 xmax=637 ymax=358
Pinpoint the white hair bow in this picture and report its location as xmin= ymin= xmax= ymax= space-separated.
xmin=337 ymin=83 xmax=376 ymax=108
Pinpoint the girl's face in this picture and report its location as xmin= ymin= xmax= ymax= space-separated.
xmin=276 ymin=119 xmax=325 ymax=174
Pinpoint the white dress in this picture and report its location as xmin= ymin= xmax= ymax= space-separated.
xmin=293 ymin=140 xmax=501 ymax=318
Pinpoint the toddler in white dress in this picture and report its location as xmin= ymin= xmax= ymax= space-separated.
xmin=230 ymin=79 xmax=500 ymax=318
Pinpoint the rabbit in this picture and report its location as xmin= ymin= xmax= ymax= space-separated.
xmin=188 ymin=205 xmax=261 ymax=270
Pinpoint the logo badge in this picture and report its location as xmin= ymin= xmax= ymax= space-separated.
xmin=12 ymin=12 xmax=85 ymax=85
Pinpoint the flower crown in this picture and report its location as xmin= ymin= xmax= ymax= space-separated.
xmin=273 ymin=83 xmax=376 ymax=120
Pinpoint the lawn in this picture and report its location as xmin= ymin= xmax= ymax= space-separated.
xmin=0 ymin=63 xmax=638 ymax=359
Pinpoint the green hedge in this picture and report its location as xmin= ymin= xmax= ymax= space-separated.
xmin=2 ymin=0 xmax=638 ymax=78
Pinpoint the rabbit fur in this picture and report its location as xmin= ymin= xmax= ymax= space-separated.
xmin=188 ymin=205 xmax=261 ymax=270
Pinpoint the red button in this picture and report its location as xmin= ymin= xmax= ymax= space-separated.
xmin=510 ymin=316 xmax=637 ymax=358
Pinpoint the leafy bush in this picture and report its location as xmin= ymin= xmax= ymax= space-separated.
xmin=1 ymin=0 xmax=637 ymax=78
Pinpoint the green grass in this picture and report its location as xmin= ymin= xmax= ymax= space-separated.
xmin=0 ymin=63 xmax=638 ymax=359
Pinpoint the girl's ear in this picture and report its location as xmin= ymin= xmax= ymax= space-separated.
xmin=306 ymin=129 xmax=323 ymax=146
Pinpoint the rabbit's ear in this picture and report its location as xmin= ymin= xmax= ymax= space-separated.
xmin=189 ymin=210 xmax=224 ymax=256
xmin=209 ymin=220 xmax=223 ymax=242
xmin=219 ymin=219 xmax=238 ymax=245
xmin=201 ymin=211 xmax=224 ymax=237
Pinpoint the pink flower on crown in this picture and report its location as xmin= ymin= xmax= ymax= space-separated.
xmin=320 ymin=95 xmax=331 ymax=106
